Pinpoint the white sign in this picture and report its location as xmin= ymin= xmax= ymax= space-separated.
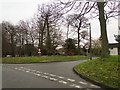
xmin=38 ymin=49 xmax=41 ymax=52
xmin=38 ymin=52 xmax=41 ymax=54
xmin=38 ymin=49 xmax=41 ymax=54
xmin=84 ymin=45 xmax=90 ymax=50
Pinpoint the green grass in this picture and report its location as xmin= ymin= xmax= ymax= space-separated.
xmin=75 ymin=55 xmax=120 ymax=88
xmin=2 ymin=55 xmax=87 ymax=63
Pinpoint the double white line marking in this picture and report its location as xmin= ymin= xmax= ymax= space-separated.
xmin=14 ymin=67 xmax=100 ymax=88
xmin=67 ymin=78 xmax=75 ymax=82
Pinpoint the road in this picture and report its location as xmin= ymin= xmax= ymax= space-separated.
xmin=2 ymin=59 xmax=101 ymax=89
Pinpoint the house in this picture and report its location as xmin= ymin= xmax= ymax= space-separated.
xmin=109 ymin=43 xmax=119 ymax=55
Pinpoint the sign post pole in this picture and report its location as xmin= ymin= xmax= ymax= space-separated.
xmin=38 ymin=49 xmax=41 ymax=57
xmin=84 ymin=44 xmax=90 ymax=60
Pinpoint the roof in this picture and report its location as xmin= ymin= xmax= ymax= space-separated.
xmin=109 ymin=43 xmax=119 ymax=48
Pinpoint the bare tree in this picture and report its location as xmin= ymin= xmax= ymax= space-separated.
xmin=65 ymin=14 xmax=89 ymax=54
xmin=2 ymin=21 xmax=17 ymax=56
xmin=96 ymin=2 xmax=120 ymax=57
xmin=2 ymin=22 xmax=11 ymax=56
xmin=58 ymin=0 xmax=119 ymax=57
xmin=28 ymin=19 xmax=38 ymax=45
xmin=16 ymin=20 xmax=30 ymax=56
xmin=57 ymin=1 xmax=95 ymax=55
xmin=36 ymin=3 xmax=63 ymax=55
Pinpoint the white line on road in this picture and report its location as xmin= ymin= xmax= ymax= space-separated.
xmin=36 ymin=71 xmax=42 ymax=73
xmin=14 ymin=67 xmax=90 ymax=88
xmin=67 ymin=78 xmax=75 ymax=82
xmin=15 ymin=68 xmax=18 ymax=69
xmin=49 ymin=77 xmax=58 ymax=81
xmin=34 ymin=73 xmax=41 ymax=76
xmin=58 ymin=80 xmax=68 ymax=84
xmin=43 ymin=73 xmax=49 ymax=75
xmin=49 ymin=74 xmax=56 ymax=77
xmin=69 ymin=84 xmax=76 ymax=87
xmin=26 ymin=71 xmax=30 ymax=72
xmin=74 ymin=85 xmax=82 ymax=88
xmin=36 ymin=74 xmax=41 ymax=76
xmin=58 ymin=76 xmax=64 ymax=79
xmin=90 ymin=84 xmax=100 ymax=88
xmin=41 ymin=75 xmax=48 ymax=78
xmin=79 ymin=81 xmax=87 ymax=85
xmin=70 ymin=84 xmax=82 ymax=88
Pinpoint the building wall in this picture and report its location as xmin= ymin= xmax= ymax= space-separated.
xmin=109 ymin=48 xmax=118 ymax=55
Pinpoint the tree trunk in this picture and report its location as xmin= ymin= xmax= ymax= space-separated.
xmin=46 ymin=15 xmax=51 ymax=55
xmin=38 ymin=29 xmax=41 ymax=49
xmin=67 ymin=24 xmax=69 ymax=39
xmin=97 ymin=2 xmax=109 ymax=58
xmin=40 ymin=30 xmax=43 ymax=55
xmin=11 ymin=35 xmax=15 ymax=57
xmin=40 ymin=22 xmax=46 ymax=56
xmin=78 ymin=21 xmax=81 ymax=55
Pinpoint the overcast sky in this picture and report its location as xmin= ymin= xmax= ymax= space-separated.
xmin=0 ymin=0 xmax=118 ymax=43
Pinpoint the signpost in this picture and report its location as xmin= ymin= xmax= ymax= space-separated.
xmin=38 ymin=49 xmax=41 ymax=56
xmin=84 ymin=44 xmax=90 ymax=57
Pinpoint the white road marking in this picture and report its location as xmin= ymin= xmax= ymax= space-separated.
xmin=43 ymin=76 xmax=49 ymax=79
xmin=36 ymin=74 xmax=41 ymax=76
xmin=41 ymin=75 xmax=48 ymax=78
xmin=58 ymin=80 xmax=67 ymax=84
xmin=14 ymin=67 xmax=88 ymax=88
xmin=44 ymin=73 xmax=49 ymax=75
xmin=49 ymin=77 xmax=58 ymax=81
xmin=67 ymin=78 xmax=75 ymax=82
xmin=70 ymin=84 xmax=82 ymax=88
xmin=36 ymin=71 xmax=42 ymax=73
xmin=70 ymin=84 xmax=76 ymax=87
xmin=79 ymin=81 xmax=87 ymax=85
xmin=49 ymin=74 xmax=56 ymax=77
xmin=75 ymin=85 xmax=82 ymax=88
xmin=90 ymin=84 xmax=100 ymax=88
xmin=15 ymin=68 xmax=18 ymax=69
xmin=26 ymin=71 xmax=30 ymax=72
xmin=58 ymin=76 xmax=64 ymax=79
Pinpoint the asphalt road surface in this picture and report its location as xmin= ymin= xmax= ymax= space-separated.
xmin=2 ymin=59 xmax=102 ymax=89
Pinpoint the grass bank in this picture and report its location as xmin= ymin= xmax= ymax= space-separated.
xmin=75 ymin=55 xmax=119 ymax=88
xmin=2 ymin=55 xmax=87 ymax=63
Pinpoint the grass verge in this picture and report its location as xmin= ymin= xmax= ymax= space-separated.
xmin=2 ymin=55 xmax=87 ymax=63
xmin=75 ymin=55 xmax=120 ymax=88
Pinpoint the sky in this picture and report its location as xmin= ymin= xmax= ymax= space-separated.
xmin=0 ymin=0 xmax=119 ymax=43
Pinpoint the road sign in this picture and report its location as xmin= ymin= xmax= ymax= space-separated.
xmin=84 ymin=44 xmax=90 ymax=50
xmin=38 ymin=52 xmax=41 ymax=54
xmin=38 ymin=49 xmax=41 ymax=52
xmin=38 ymin=49 xmax=41 ymax=54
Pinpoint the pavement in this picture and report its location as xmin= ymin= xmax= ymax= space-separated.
xmin=2 ymin=59 xmax=103 ymax=89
